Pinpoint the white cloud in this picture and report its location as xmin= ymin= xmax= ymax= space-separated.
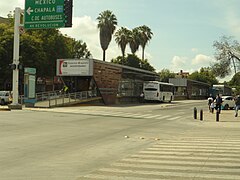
xmin=170 ymin=56 xmax=188 ymax=72
xmin=0 ymin=1 xmax=152 ymax=62
xmin=60 ymin=16 xmax=105 ymax=60
xmin=60 ymin=16 xmax=131 ymax=61
xmin=191 ymin=54 xmax=213 ymax=65
xmin=0 ymin=0 xmax=24 ymax=17
xmin=168 ymin=54 xmax=215 ymax=73
xmin=60 ymin=16 xmax=153 ymax=62
xmin=191 ymin=48 xmax=198 ymax=52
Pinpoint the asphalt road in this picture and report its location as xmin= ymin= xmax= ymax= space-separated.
xmin=1 ymin=100 xmax=240 ymax=180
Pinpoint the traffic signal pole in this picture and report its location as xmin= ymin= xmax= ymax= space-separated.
xmin=9 ymin=7 xmax=22 ymax=109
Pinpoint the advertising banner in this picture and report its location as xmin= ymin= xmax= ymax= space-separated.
xmin=56 ymin=59 xmax=93 ymax=76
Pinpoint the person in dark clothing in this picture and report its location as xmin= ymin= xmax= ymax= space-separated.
xmin=215 ymin=94 xmax=222 ymax=114
xmin=234 ymin=95 xmax=240 ymax=117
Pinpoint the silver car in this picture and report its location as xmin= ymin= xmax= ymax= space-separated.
xmin=0 ymin=91 xmax=12 ymax=105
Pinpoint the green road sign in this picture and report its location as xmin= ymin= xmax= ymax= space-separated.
xmin=24 ymin=0 xmax=70 ymax=29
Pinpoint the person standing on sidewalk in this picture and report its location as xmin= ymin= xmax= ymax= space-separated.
xmin=215 ymin=94 xmax=222 ymax=114
xmin=210 ymin=101 xmax=215 ymax=113
xmin=207 ymin=95 xmax=213 ymax=112
xmin=234 ymin=95 xmax=240 ymax=117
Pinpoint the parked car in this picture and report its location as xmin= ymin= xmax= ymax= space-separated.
xmin=0 ymin=91 xmax=12 ymax=105
xmin=221 ymin=96 xmax=235 ymax=110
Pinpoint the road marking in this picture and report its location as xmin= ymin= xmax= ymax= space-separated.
xmin=80 ymin=138 xmax=240 ymax=180
xmin=156 ymin=115 xmax=171 ymax=119
xmin=168 ymin=116 xmax=181 ymax=120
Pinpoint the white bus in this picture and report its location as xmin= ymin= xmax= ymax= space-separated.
xmin=143 ymin=81 xmax=174 ymax=102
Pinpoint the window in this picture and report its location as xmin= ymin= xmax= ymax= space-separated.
xmin=160 ymin=84 xmax=173 ymax=92
xmin=145 ymin=88 xmax=157 ymax=91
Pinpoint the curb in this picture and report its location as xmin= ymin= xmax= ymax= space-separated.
xmin=0 ymin=108 xmax=11 ymax=111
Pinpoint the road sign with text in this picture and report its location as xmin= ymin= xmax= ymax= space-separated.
xmin=24 ymin=0 xmax=72 ymax=29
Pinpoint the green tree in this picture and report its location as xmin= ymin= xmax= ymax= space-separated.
xmin=229 ymin=72 xmax=240 ymax=94
xmin=140 ymin=58 xmax=155 ymax=72
xmin=229 ymin=72 xmax=240 ymax=86
xmin=129 ymin=27 xmax=141 ymax=54
xmin=0 ymin=18 xmax=91 ymax=89
xmin=111 ymin=54 xmax=155 ymax=72
xmin=70 ymin=39 xmax=91 ymax=59
xmin=0 ymin=22 xmax=14 ymax=89
xmin=97 ymin=10 xmax=117 ymax=61
xmin=138 ymin=25 xmax=153 ymax=61
xmin=114 ymin=27 xmax=131 ymax=61
xmin=158 ymin=69 xmax=175 ymax=82
xmin=188 ymin=67 xmax=218 ymax=85
xmin=212 ymin=36 xmax=240 ymax=77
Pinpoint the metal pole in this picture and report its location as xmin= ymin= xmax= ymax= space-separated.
xmin=194 ymin=107 xmax=197 ymax=119
xmin=200 ymin=109 xmax=203 ymax=121
xmin=216 ymin=110 xmax=219 ymax=122
xmin=10 ymin=8 xmax=22 ymax=109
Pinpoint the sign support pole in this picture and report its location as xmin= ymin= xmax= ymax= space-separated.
xmin=9 ymin=7 xmax=22 ymax=109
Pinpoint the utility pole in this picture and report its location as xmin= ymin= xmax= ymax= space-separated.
xmin=9 ymin=7 xmax=23 ymax=109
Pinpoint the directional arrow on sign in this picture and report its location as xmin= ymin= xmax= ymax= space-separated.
xmin=26 ymin=7 xmax=33 ymax=15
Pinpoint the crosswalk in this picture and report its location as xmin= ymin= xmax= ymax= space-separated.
xmin=41 ymin=108 xmax=188 ymax=121
xmin=79 ymin=138 xmax=240 ymax=180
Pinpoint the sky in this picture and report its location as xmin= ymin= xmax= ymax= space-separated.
xmin=1 ymin=0 xmax=240 ymax=81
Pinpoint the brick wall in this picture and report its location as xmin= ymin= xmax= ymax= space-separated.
xmin=93 ymin=61 xmax=122 ymax=105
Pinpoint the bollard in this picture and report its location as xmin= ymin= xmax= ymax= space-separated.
xmin=200 ymin=109 xmax=203 ymax=121
xmin=216 ymin=110 xmax=219 ymax=122
xmin=194 ymin=107 xmax=197 ymax=119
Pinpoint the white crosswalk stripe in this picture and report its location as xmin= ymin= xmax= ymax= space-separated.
xmin=80 ymin=138 xmax=240 ymax=180
xmin=156 ymin=115 xmax=171 ymax=119
xmin=45 ymin=108 xmax=184 ymax=120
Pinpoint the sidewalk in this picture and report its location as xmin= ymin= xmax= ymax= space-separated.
xmin=197 ymin=109 xmax=239 ymax=122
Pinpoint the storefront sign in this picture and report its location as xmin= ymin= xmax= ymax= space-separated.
xmin=56 ymin=59 xmax=93 ymax=76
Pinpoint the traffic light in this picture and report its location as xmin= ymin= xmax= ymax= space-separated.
xmin=64 ymin=0 xmax=73 ymax=27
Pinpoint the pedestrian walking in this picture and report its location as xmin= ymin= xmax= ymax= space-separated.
xmin=210 ymin=101 xmax=215 ymax=113
xmin=215 ymin=94 xmax=222 ymax=114
xmin=140 ymin=92 xmax=144 ymax=103
xmin=207 ymin=95 xmax=213 ymax=112
xmin=234 ymin=95 xmax=240 ymax=117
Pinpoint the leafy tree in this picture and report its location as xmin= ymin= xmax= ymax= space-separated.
xmin=111 ymin=54 xmax=155 ymax=72
xmin=212 ymin=36 xmax=240 ymax=77
xmin=140 ymin=58 xmax=155 ymax=72
xmin=111 ymin=56 xmax=127 ymax=65
xmin=188 ymin=67 xmax=218 ymax=85
xmin=0 ymin=18 xmax=91 ymax=89
xmin=229 ymin=72 xmax=240 ymax=86
xmin=0 ymin=22 xmax=14 ymax=89
xmin=229 ymin=72 xmax=240 ymax=94
xmin=97 ymin=10 xmax=117 ymax=61
xmin=126 ymin=54 xmax=141 ymax=68
xmin=138 ymin=25 xmax=153 ymax=61
xmin=70 ymin=39 xmax=91 ymax=59
xmin=20 ymin=32 xmax=46 ymax=77
xmin=158 ymin=69 xmax=175 ymax=82
xmin=114 ymin=27 xmax=131 ymax=61
xmin=129 ymin=27 xmax=141 ymax=54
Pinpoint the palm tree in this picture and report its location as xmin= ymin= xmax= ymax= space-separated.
xmin=139 ymin=25 xmax=153 ymax=61
xmin=96 ymin=10 xmax=117 ymax=61
xmin=114 ymin=27 xmax=131 ymax=61
xmin=129 ymin=27 xmax=141 ymax=54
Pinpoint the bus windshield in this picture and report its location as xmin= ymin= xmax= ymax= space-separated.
xmin=144 ymin=88 xmax=157 ymax=91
